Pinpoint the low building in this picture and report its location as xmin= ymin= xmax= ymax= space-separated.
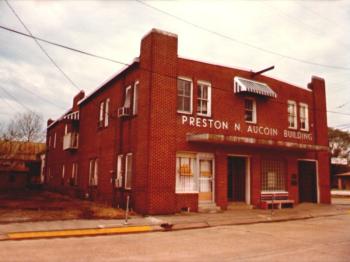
xmin=0 ymin=140 xmax=46 ymax=190
xmin=45 ymin=29 xmax=330 ymax=214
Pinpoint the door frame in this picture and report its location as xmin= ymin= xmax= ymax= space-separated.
xmin=198 ymin=153 xmax=215 ymax=203
xmin=227 ymin=154 xmax=251 ymax=205
xmin=297 ymin=159 xmax=319 ymax=203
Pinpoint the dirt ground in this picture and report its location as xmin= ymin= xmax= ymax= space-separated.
xmin=0 ymin=190 xmax=130 ymax=223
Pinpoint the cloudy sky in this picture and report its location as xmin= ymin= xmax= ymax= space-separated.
xmin=0 ymin=0 xmax=349 ymax=131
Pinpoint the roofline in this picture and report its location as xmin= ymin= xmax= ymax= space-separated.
xmin=47 ymin=58 xmax=139 ymax=130
xmin=178 ymin=56 xmax=309 ymax=91
xmin=79 ymin=58 xmax=139 ymax=106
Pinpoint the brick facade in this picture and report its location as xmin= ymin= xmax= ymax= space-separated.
xmin=45 ymin=29 xmax=330 ymax=215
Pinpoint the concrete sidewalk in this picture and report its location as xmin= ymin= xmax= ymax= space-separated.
xmin=1 ymin=203 xmax=349 ymax=241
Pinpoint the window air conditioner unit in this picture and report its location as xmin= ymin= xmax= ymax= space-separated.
xmin=118 ymin=107 xmax=130 ymax=118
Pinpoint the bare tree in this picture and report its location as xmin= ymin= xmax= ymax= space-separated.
xmin=5 ymin=111 xmax=44 ymax=142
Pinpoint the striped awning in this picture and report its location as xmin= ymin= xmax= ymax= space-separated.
xmin=234 ymin=77 xmax=277 ymax=98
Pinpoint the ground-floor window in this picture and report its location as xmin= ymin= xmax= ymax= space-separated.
xmin=176 ymin=152 xmax=214 ymax=194
xmin=261 ymin=159 xmax=286 ymax=192
xmin=176 ymin=153 xmax=197 ymax=192
xmin=125 ymin=153 xmax=133 ymax=189
xmin=89 ymin=159 xmax=98 ymax=186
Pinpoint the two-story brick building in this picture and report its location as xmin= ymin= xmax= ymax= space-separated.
xmin=45 ymin=29 xmax=330 ymax=214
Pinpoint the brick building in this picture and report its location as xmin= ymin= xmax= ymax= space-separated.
xmin=45 ymin=29 xmax=330 ymax=214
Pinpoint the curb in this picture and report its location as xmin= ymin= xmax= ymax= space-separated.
xmin=1 ymin=211 xmax=348 ymax=241
xmin=1 ymin=225 xmax=161 ymax=241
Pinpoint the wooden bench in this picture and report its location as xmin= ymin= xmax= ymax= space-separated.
xmin=260 ymin=192 xmax=294 ymax=209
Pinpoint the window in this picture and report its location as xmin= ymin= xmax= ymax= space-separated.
xmin=299 ymin=103 xmax=309 ymax=131
xmin=124 ymin=86 xmax=132 ymax=109
xmin=244 ymin=98 xmax=256 ymax=123
xmin=104 ymin=98 xmax=110 ymax=127
xmin=177 ymin=78 xmax=192 ymax=114
xmin=98 ymin=98 xmax=110 ymax=128
xmin=64 ymin=124 xmax=68 ymax=135
xmin=116 ymin=155 xmax=123 ymax=188
xmin=133 ymin=81 xmax=139 ymax=115
xmin=53 ymin=133 xmax=57 ymax=148
xmin=61 ymin=164 xmax=65 ymax=185
xmin=125 ymin=153 xmax=133 ymax=189
xmin=176 ymin=153 xmax=197 ymax=192
xmin=71 ymin=163 xmax=78 ymax=186
xmin=89 ymin=159 xmax=98 ymax=186
xmin=288 ymin=101 xmax=297 ymax=129
xmin=261 ymin=160 xmax=286 ymax=192
xmin=48 ymin=136 xmax=51 ymax=149
xmin=197 ymin=81 xmax=211 ymax=117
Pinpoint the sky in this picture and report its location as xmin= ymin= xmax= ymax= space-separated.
xmin=0 ymin=0 xmax=350 ymax=131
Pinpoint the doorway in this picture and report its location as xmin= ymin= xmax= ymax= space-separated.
xmin=298 ymin=160 xmax=317 ymax=203
xmin=228 ymin=156 xmax=247 ymax=202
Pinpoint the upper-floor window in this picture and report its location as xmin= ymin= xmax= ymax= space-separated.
xmin=288 ymin=100 xmax=297 ymax=129
xmin=98 ymin=98 xmax=110 ymax=128
xmin=64 ymin=124 xmax=68 ymax=135
xmin=89 ymin=158 xmax=98 ymax=186
xmin=53 ymin=132 xmax=57 ymax=148
xmin=299 ymin=103 xmax=309 ymax=131
xmin=177 ymin=78 xmax=192 ymax=114
xmin=244 ymin=98 xmax=256 ymax=123
xmin=197 ymin=81 xmax=212 ymax=117
xmin=133 ymin=81 xmax=139 ymax=115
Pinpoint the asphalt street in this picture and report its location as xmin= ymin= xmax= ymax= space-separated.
xmin=0 ymin=213 xmax=349 ymax=262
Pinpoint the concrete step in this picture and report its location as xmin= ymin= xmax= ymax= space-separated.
xmin=198 ymin=202 xmax=221 ymax=213
xmin=227 ymin=202 xmax=253 ymax=210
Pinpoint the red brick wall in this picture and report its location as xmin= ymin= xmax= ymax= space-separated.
xmin=45 ymin=29 xmax=330 ymax=214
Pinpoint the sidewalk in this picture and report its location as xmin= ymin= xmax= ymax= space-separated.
xmin=1 ymin=203 xmax=349 ymax=241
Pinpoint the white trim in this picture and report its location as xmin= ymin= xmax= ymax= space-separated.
xmin=124 ymin=153 xmax=133 ymax=189
xmin=228 ymin=154 xmax=251 ymax=205
xmin=197 ymin=80 xmax=212 ymax=117
xmin=104 ymin=98 xmax=110 ymax=127
xmin=124 ymin=85 xmax=132 ymax=108
xmin=198 ymin=153 xmax=215 ymax=203
xmin=244 ymin=97 xmax=257 ymax=124
xmin=133 ymin=81 xmax=139 ymax=115
xmin=287 ymin=100 xmax=298 ymax=130
xmin=299 ymin=102 xmax=309 ymax=132
xmin=297 ymin=159 xmax=319 ymax=203
xmin=177 ymin=77 xmax=193 ymax=114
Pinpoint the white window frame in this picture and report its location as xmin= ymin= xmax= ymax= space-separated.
xmin=71 ymin=163 xmax=78 ymax=186
xmin=104 ymin=98 xmax=110 ymax=127
xmin=62 ymin=164 xmax=65 ymax=179
xmin=288 ymin=100 xmax=297 ymax=129
xmin=244 ymin=98 xmax=257 ymax=124
xmin=116 ymin=154 xmax=123 ymax=188
xmin=99 ymin=101 xmax=104 ymax=123
xmin=176 ymin=153 xmax=198 ymax=193
xmin=299 ymin=103 xmax=309 ymax=131
xmin=124 ymin=85 xmax=132 ymax=109
xmin=177 ymin=77 xmax=193 ymax=114
xmin=133 ymin=81 xmax=139 ymax=115
xmin=197 ymin=80 xmax=212 ymax=117
xmin=53 ymin=133 xmax=56 ymax=148
xmin=125 ymin=153 xmax=133 ymax=189
xmin=89 ymin=159 xmax=98 ymax=186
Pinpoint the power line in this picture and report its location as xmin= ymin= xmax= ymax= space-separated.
xmin=1 ymin=23 xmax=350 ymax=117
xmin=4 ymin=0 xmax=80 ymax=92
xmin=0 ymin=84 xmax=31 ymax=112
xmin=136 ymin=0 xmax=350 ymax=71
xmin=0 ymin=25 xmax=129 ymax=66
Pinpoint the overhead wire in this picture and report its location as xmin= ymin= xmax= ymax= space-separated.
xmin=135 ymin=0 xmax=350 ymax=71
xmin=4 ymin=0 xmax=80 ymax=92
xmin=1 ymin=23 xmax=350 ymax=118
